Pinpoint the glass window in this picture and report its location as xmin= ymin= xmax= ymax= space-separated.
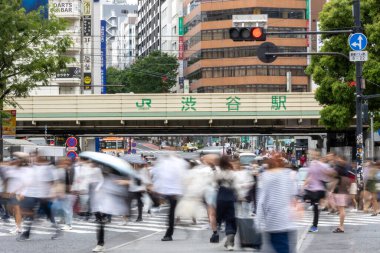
xmin=257 ymin=66 xmax=267 ymax=76
xmin=202 ymin=30 xmax=213 ymax=40
xmin=246 ymin=66 xmax=257 ymax=76
xmin=214 ymin=67 xmax=223 ymax=78
xmin=213 ymin=29 xmax=224 ymax=40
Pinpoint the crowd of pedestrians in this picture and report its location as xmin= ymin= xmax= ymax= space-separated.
xmin=0 ymin=149 xmax=379 ymax=253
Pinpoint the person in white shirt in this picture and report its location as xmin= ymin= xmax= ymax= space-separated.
xmin=3 ymin=156 xmax=29 ymax=234
xmin=90 ymin=163 xmax=129 ymax=253
xmin=17 ymin=154 xmax=61 ymax=241
xmin=71 ymin=158 xmax=95 ymax=220
xmin=151 ymin=154 xmax=189 ymax=241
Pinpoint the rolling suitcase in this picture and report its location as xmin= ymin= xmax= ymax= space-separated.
xmin=236 ymin=217 xmax=262 ymax=249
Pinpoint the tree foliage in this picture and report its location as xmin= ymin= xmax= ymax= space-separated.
xmin=306 ymin=0 xmax=380 ymax=130
xmin=106 ymin=51 xmax=179 ymax=94
xmin=0 ymin=0 xmax=72 ymax=107
xmin=106 ymin=67 xmax=127 ymax=94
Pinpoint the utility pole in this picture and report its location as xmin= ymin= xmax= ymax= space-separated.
xmin=353 ymin=0 xmax=364 ymax=185
xmin=370 ymin=112 xmax=374 ymax=160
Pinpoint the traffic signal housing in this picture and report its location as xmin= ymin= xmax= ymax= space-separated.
xmin=229 ymin=27 xmax=266 ymax=41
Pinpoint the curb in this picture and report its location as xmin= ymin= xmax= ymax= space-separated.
xmin=296 ymin=225 xmax=309 ymax=253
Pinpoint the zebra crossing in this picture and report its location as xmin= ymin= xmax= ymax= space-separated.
xmin=295 ymin=210 xmax=380 ymax=227
xmin=1 ymin=210 xmax=379 ymax=237
xmin=0 ymin=213 xmax=210 ymax=237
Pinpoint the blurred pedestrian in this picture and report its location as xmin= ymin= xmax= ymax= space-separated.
xmin=17 ymin=153 xmax=60 ymax=241
xmin=90 ymin=163 xmax=128 ymax=252
xmin=175 ymin=154 xmax=219 ymax=242
xmin=51 ymin=158 xmax=75 ymax=230
xmin=348 ymin=164 xmax=358 ymax=212
xmin=331 ymin=156 xmax=352 ymax=233
xmin=151 ymin=154 xmax=189 ymax=241
xmin=126 ymin=156 xmax=151 ymax=222
xmin=71 ymin=158 xmax=94 ymax=220
xmin=299 ymin=154 xmax=307 ymax=168
xmin=303 ymin=150 xmax=335 ymax=233
xmin=363 ymin=162 xmax=379 ymax=216
xmin=256 ymin=153 xmax=298 ymax=253
xmin=234 ymin=160 xmax=254 ymax=218
xmin=3 ymin=156 xmax=29 ymax=234
xmin=215 ymin=156 xmax=239 ymax=251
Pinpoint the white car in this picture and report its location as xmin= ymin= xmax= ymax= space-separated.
xmin=239 ymin=153 xmax=257 ymax=166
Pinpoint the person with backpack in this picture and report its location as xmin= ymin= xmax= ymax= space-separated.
xmin=215 ymin=156 xmax=239 ymax=251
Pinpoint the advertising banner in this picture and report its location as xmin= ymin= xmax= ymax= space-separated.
xmin=82 ymin=0 xmax=92 ymax=90
xmin=178 ymin=36 xmax=184 ymax=60
xmin=178 ymin=17 xmax=184 ymax=36
xmin=56 ymin=67 xmax=81 ymax=79
xmin=51 ymin=1 xmax=79 ymax=14
xmin=83 ymin=73 xmax=92 ymax=90
xmin=2 ymin=110 xmax=16 ymax=138
xmin=101 ymin=20 xmax=107 ymax=94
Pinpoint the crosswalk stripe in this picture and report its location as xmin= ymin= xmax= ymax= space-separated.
xmin=1 ymin=210 xmax=378 ymax=237
xmin=73 ymin=220 xmax=163 ymax=232
xmin=296 ymin=211 xmax=380 ymax=227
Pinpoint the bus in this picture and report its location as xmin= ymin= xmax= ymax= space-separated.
xmin=99 ymin=137 xmax=129 ymax=156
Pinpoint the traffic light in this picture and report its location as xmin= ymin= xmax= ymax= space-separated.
xmin=229 ymin=27 xmax=266 ymax=41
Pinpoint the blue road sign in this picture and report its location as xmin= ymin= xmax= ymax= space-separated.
xmin=349 ymin=33 xmax=367 ymax=51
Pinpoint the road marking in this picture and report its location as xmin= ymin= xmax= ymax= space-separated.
xmin=105 ymin=231 xmax=161 ymax=252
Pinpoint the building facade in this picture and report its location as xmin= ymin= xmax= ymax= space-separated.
xmin=29 ymin=0 xmax=82 ymax=95
xmin=119 ymin=13 xmax=138 ymax=68
xmin=160 ymin=0 xmax=183 ymax=92
xmin=102 ymin=3 xmax=138 ymax=68
xmin=183 ymin=0 xmax=313 ymax=93
xmin=137 ymin=0 xmax=161 ymax=57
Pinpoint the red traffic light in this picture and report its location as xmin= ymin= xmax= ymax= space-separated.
xmin=251 ymin=27 xmax=263 ymax=39
xmin=229 ymin=27 xmax=266 ymax=41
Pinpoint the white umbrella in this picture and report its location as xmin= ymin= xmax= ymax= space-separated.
xmin=122 ymin=154 xmax=147 ymax=165
xmin=79 ymin=151 xmax=137 ymax=178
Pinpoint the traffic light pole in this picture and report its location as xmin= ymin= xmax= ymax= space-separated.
xmin=265 ymin=52 xmax=349 ymax=60
xmin=353 ymin=0 xmax=364 ymax=187
xmin=266 ymin=30 xmax=353 ymax=35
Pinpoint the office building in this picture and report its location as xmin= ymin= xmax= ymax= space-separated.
xmin=136 ymin=0 xmax=161 ymax=56
xmin=183 ymin=0 xmax=325 ymax=93
xmin=102 ymin=2 xmax=138 ymax=68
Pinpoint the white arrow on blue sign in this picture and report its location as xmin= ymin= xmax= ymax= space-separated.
xmin=349 ymin=33 xmax=368 ymax=51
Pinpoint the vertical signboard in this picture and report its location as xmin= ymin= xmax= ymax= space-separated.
xmin=178 ymin=17 xmax=184 ymax=36
xmin=178 ymin=36 xmax=184 ymax=60
xmin=83 ymin=0 xmax=92 ymax=90
xmin=100 ymin=20 xmax=107 ymax=94
xmin=2 ymin=110 xmax=16 ymax=139
xmin=178 ymin=16 xmax=184 ymax=91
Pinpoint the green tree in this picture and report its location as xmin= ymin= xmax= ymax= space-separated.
xmin=306 ymin=0 xmax=380 ymax=130
xmin=106 ymin=67 xmax=128 ymax=94
xmin=0 ymin=0 xmax=72 ymax=107
xmin=126 ymin=51 xmax=179 ymax=93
